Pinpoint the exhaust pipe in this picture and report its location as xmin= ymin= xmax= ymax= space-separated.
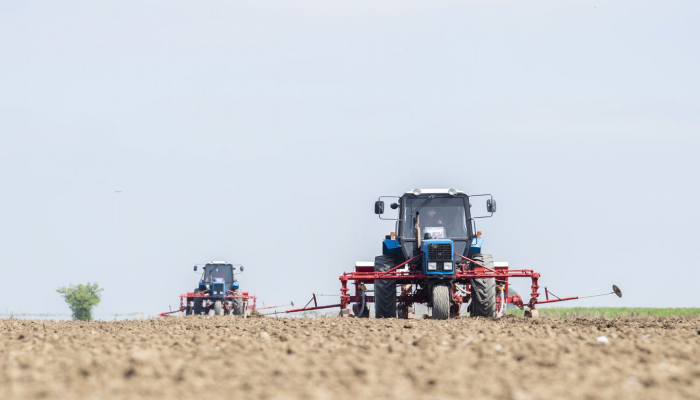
xmin=414 ymin=212 xmax=421 ymax=249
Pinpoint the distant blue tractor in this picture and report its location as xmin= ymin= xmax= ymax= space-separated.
xmin=188 ymin=261 xmax=245 ymax=316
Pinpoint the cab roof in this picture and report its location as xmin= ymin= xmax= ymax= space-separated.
xmin=404 ymin=188 xmax=465 ymax=195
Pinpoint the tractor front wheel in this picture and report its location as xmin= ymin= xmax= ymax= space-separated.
xmin=374 ymin=255 xmax=398 ymax=318
xmin=214 ymin=300 xmax=224 ymax=316
xmin=431 ymin=283 xmax=451 ymax=320
xmin=469 ymin=253 xmax=497 ymax=317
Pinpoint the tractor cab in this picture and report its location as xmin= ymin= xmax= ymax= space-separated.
xmin=195 ymin=262 xmax=242 ymax=297
xmin=375 ymin=188 xmax=496 ymax=275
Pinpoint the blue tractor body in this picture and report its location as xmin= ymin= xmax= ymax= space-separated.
xmin=422 ymin=239 xmax=455 ymax=275
xmin=382 ymin=239 xmax=402 ymax=255
xmin=384 ymin=237 xmax=482 ymax=257
xmin=383 ymin=237 xmax=483 ymax=272
xmin=199 ymin=279 xmax=239 ymax=293
xmin=211 ymin=282 xmax=227 ymax=297
xmin=468 ymin=236 xmax=483 ymax=253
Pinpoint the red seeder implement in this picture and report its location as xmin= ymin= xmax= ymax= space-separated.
xmin=286 ymin=254 xmax=621 ymax=318
xmin=159 ymin=290 xmax=258 ymax=317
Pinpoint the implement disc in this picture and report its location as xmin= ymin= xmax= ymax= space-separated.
xmin=613 ymin=285 xmax=622 ymax=298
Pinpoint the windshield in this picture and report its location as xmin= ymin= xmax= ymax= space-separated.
xmin=204 ymin=264 xmax=233 ymax=284
xmin=403 ymin=196 xmax=469 ymax=239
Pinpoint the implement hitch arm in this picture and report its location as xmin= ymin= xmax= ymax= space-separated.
xmin=285 ymin=293 xmax=342 ymax=314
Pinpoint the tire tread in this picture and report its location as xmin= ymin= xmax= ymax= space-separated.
xmin=469 ymin=253 xmax=497 ymax=317
xmin=374 ymin=255 xmax=398 ymax=318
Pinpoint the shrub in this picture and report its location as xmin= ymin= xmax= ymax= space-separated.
xmin=56 ymin=282 xmax=103 ymax=321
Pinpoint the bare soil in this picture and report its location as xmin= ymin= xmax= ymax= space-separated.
xmin=2 ymin=316 xmax=699 ymax=400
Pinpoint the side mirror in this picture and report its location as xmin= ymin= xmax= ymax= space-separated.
xmin=487 ymin=199 xmax=497 ymax=213
xmin=390 ymin=203 xmax=399 ymax=210
xmin=240 ymin=266 xmax=244 ymax=272
xmin=374 ymin=201 xmax=385 ymax=215
xmin=193 ymin=265 xmax=198 ymax=271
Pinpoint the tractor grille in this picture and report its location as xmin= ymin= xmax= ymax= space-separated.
xmin=212 ymin=282 xmax=225 ymax=295
xmin=427 ymin=243 xmax=452 ymax=262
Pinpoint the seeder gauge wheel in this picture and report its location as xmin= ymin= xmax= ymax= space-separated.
xmin=352 ymin=303 xmax=370 ymax=318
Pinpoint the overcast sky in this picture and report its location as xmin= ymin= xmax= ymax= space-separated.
xmin=1 ymin=1 xmax=698 ymax=317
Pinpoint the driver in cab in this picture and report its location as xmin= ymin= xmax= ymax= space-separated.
xmin=421 ymin=209 xmax=448 ymax=239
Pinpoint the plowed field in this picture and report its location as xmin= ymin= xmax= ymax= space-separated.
xmin=2 ymin=316 xmax=699 ymax=399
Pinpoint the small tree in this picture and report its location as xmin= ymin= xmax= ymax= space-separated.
xmin=57 ymin=282 xmax=103 ymax=321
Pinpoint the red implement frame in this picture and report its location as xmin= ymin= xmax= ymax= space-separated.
xmin=286 ymin=253 xmax=582 ymax=317
xmin=159 ymin=289 xmax=258 ymax=317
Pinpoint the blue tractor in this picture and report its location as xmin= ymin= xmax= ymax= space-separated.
xmin=286 ymin=187 xmax=621 ymax=319
xmin=188 ymin=261 xmax=245 ymax=316
xmin=370 ymin=188 xmax=498 ymax=319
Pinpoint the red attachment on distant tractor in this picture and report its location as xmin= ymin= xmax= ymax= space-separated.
xmin=158 ymin=289 xmax=258 ymax=317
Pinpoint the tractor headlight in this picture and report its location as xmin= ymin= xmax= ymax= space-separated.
xmin=444 ymin=262 xmax=453 ymax=270
xmin=428 ymin=262 xmax=437 ymax=271
xmin=448 ymin=188 xmax=457 ymax=196
xmin=412 ymin=189 xmax=422 ymax=196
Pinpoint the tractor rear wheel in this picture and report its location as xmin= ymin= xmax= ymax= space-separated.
xmin=192 ymin=289 xmax=203 ymax=315
xmin=431 ymin=283 xmax=451 ymax=320
xmin=233 ymin=290 xmax=244 ymax=315
xmin=214 ymin=300 xmax=224 ymax=316
xmin=374 ymin=255 xmax=397 ymax=318
xmin=469 ymin=253 xmax=497 ymax=317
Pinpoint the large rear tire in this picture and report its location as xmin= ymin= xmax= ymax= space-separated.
xmin=192 ymin=289 xmax=203 ymax=315
xmin=374 ymin=255 xmax=397 ymax=318
xmin=431 ymin=283 xmax=451 ymax=320
xmin=469 ymin=253 xmax=497 ymax=317
xmin=232 ymin=290 xmax=244 ymax=315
